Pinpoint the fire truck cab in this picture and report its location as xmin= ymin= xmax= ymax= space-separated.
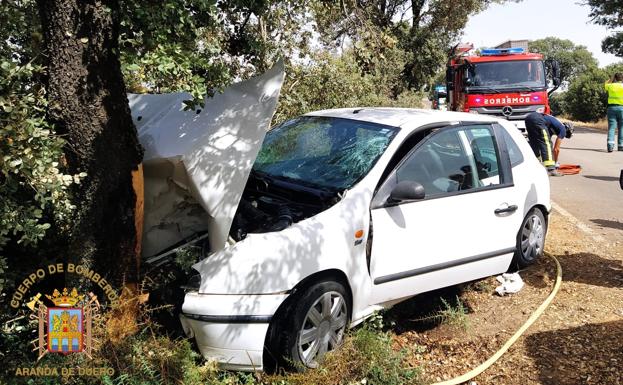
xmin=446 ymin=44 xmax=560 ymax=132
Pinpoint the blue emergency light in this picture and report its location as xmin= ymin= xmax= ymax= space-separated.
xmin=480 ymin=47 xmax=524 ymax=56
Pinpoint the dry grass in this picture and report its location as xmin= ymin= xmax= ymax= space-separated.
xmin=105 ymin=283 xmax=148 ymax=344
xmin=264 ymin=327 xmax=423 ymax=385
xmin=559 ymin=117 xmax=608 ymax=131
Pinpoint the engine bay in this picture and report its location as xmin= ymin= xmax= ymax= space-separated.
xmin=229 ymin=170 xmax=342 ymax=241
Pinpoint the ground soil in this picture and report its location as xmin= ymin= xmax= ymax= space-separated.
xmin=385 ymin=211 xmax=623 ymax=384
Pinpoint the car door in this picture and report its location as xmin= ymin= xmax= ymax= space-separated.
xmin=369 ymin=123 xmax=524 ymax=305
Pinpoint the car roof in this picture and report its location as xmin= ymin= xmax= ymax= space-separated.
xmin=304 ymin=107 xmax=502 ymax=132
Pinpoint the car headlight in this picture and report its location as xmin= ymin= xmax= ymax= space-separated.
xmin=536 ymin=107 xmax=545 ymax=113
xmin=468 ymin=109 xmax=479 ymax=114
xmin=181 ymin=273 xmax=201 ymax=292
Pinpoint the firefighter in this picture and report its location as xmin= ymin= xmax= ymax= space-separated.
xmin=525 ymin=112 xmax=569 ymax=177
xmin=605 ymin=72 xmax=623 ymax=152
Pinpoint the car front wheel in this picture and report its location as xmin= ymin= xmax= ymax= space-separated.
xmin=280 ymin=281 xmax=350 ymax=370
xmin=513 ymin=208 xmax=547 ymax=269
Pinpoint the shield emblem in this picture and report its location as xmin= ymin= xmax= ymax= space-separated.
xmin=47 ymin=307 xmax=83 ymax=353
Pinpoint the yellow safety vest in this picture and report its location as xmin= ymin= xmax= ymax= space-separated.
xmin=605 ymin=82 xmax=623 ymax=105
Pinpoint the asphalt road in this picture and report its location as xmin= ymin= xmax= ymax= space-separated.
xmin=549 ymin=126 xmax=623 ymax=244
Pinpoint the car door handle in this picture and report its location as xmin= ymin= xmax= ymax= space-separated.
xmin=494 ymin=204 xmax=518 ymax=215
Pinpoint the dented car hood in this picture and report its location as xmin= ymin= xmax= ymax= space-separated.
xmin=130 ymin=61 xmax=285 ymax=257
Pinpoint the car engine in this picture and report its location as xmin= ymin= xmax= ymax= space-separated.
xmin=229 ymin=173 xmax=341 ymax=241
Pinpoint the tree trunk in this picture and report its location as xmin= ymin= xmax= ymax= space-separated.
xmin=36 ymin=0 xmax=143 ymax=286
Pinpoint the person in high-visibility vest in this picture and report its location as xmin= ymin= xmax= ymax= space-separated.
xmin=605 ymin=72 xmax=623 ymax=152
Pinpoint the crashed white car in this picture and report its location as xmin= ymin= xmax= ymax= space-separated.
xmin=131 ymin=63 xmax=550 ymax=371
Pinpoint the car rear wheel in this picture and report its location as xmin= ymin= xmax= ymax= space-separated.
xmin=513 ymin=208 xmax=547 ymax=269
xmin=280 ymin=281 xmax=350 ymax=370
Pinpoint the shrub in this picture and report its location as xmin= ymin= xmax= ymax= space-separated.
xmin=269 ymin=324 xmax=423 ymax=385
xmin=564 ymin=67 xmax=608 ymax=122
xmin=437 ymin=297 xmax=470 ymax=331
xmin=0 ymin=61 xmax=83 ymax=293
xmin=548 ymin=92 xmax=567 ymax=116
xmin=274 ymin=50 xmax=424 ymax=124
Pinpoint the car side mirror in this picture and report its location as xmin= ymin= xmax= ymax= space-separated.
xmin=619 ymin=169 xmax=623 ymax=190
xmin=446 ymin=68 xmax=454 ymax=83
xmin=388 ymin=181 xmax=425 ymax=204
xmin=546 ymin=59 xmax=561 ymax=87
xmin=552 ymin=60 xmax=561 ymax=87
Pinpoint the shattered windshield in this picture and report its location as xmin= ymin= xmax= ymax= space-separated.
xmin=253 ymin=116 xmax=399 ymax=190
xmin=469 ymin=60 xmax=546 ymax=90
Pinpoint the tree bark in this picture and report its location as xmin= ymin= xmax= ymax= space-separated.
xmin=36 ymin=0 xmax=143 ymax=286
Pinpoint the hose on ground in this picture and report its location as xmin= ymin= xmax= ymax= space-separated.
xmin=430 ymin=255 xmax=563 ymax=385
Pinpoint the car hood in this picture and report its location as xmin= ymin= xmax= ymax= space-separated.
xmin=131 ymin=61 xmax=285 ymax=257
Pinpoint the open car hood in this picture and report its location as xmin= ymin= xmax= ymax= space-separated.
xmin=130 ymin=61 xmax=285 ymax=257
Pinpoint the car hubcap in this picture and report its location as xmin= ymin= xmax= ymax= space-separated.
xmin=521 ymin=214 xmax=544 ymax=261
xmin=298 ymin=291 xmax=348 ymax=368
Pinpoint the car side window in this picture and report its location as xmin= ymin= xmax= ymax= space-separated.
xmin=464 ymin=126 xmax=502 ymax=185
xmin=394 ymin=125 xmax=503 ymax=200
xmin=498 ymin=126 xmax=524 ymax=167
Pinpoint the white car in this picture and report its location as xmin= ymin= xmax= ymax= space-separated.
xmin=132 ymin=64 xmax=550 ymax=372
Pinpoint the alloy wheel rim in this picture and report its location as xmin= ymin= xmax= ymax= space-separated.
xmin=521 ymin=214 xmax=544 ymax=261
xmin=298 ymin=291 xmax=348 ymax=368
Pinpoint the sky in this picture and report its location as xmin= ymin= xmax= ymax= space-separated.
xmin=463 ymin=0 xmax=621 ymax=67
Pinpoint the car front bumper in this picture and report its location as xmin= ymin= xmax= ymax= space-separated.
xmin=179 ymin=292 xmax=289 ymax=371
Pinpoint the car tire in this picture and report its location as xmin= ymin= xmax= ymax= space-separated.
xmin=512 ymin=208 xmax=547 ymax=269
xmin=279 ymin=280 xmax=350 ymax=371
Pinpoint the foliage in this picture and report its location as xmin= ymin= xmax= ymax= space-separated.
xmin=1 ymin=301 xmax=254 ymax=385
xmin=349 ymin=327 xmax=422 ymax=385
xmin=365 ymin=310 xmax=390 ymax=331
xmin=0 ymin=0 xmax=304 ymax=294
xmin=586 ymin=0 xmax=623 ymax=57
xmin=275 ymin=50 xmax=424 ymax=124
xmin=555 ymin=62 xmax=623 ymax=122
xmin=0 ymin=256 xmax=5 ymax=293
xmin=174 ymin=243 xmax=204 ymax=272
xmin=0 ymin=61 xmax=83 ymax=279
xmin=119 ymin=0 xmax=228 ymax=106
xmin=0 ymin=0 xmax=78 ymax=295
xmin=437 ymin=296 xmax=470 ymax=330
xmin=312 ymin=0 xmax=515 ymax=91
xmin=0 ymin=305 xmax=36 ymax=381
xmin=269 ymin=326 xmax=423 ymax=385
xmin=528 ymin=37 xmax=599 ymax=86
xmin=100 ymin=331 xmax=211 ymax=385
xmin=119 ymin=0 xmax=313 ymax=108
xmin=410 ymin=295 xmax=470 ymax=331
xmin=2 ymin=296 xmax=421 ymax=385
xmin=549 ymin=92 xmax=568 ymax=116
xmin=605 ymin=62 xmax=623 ymax=78
xmin=0 ymin=0 xmax=41 ymax=64
xmin=563 ymin=67 xmax=609 ymax=122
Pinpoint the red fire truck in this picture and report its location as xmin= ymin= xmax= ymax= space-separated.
xmin=446 ymin=44 xmax=560 ymax=132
